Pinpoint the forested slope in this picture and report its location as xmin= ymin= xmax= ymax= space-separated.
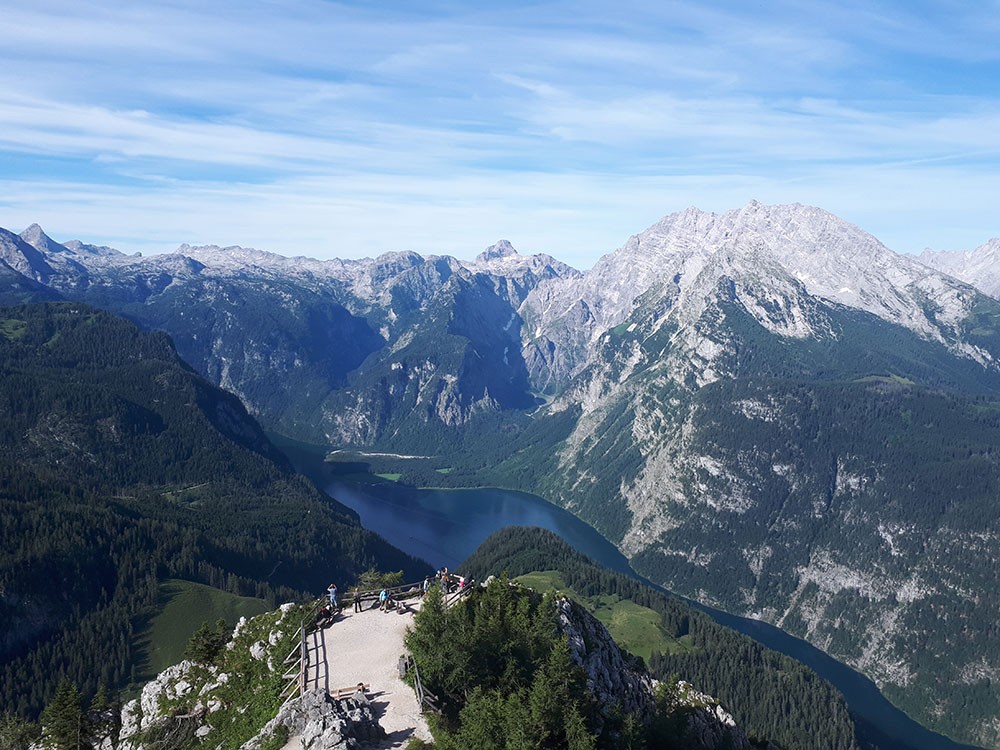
xmin=0 ymin=303 xmax=427 ymax=717
xmin=462 ymin=527 xmax=861 ymax=750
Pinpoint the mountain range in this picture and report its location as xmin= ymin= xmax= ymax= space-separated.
xmin=2 ymin=202 xmax=998 ymax=747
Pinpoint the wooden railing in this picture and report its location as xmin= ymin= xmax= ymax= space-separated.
xmin=442 ymin=583 xmax=471 ymax=608
xmin=278 ymin=573 xmax=470 ymax=707
xmin=279 ymin=598 xmax=325 ymax=705
xmin=349 ymin=580 xmax=424 ymax=609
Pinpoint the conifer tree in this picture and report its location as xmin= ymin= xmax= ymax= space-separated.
xmin=0 ymin=713 xmax=40 ymax=750
xmin=39 ymin=679 xmax=89 ymax=750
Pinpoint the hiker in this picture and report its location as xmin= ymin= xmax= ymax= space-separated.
xmin=315 ymin=605 xmax=333 ymax=628
xmin=353 ymin=587 xmax=362 ymax=613
xmin=379 ymin=587 xmax=388 ymax=611
xmin=422 ymin=576 xmax=430 ymax=597
xmin=441 ymin=567 xmax=450 ymax=593
xmin=327 ymin=582 xmax=338 ymax=610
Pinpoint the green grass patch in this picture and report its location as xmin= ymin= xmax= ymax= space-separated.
xmin=0 ymin=318 xmax=27 ymax=340
xmin=375 ymin=472 xmax=402 ymax=481
xmin=133 ymin=579 xmax=270 ymax=683
xmin=515 ymin=570 xmax=694 ymax=660
xmin=435 ymin=467 xmax=454 ymax=474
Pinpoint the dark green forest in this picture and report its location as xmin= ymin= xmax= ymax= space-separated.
xmin=462 ymin=527 xmax=862 ymax=750
xmin=0 ymin=303 xmax=427 ymax=718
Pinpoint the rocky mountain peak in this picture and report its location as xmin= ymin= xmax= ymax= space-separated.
xmin=520 ymin=201 xmax=999 ymax=393
xmin=617 ymin=202 xmax=976 ymax=332
xmin=19 ymin=224 xmax=66 ymax=255
xmin=0 ymin=227 xmax=55 ymax=282
xmin=919 ymin=238 xmax=1000 ymax=298
xmin=475 ymin=239 xmax=518 ymax=263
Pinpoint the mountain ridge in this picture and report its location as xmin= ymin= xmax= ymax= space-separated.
xmin=919 ymin=238 xmax=1000 ymax=299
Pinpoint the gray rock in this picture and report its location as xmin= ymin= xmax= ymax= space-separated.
xmin=556 ymin=597 xmax=657 ymax=727
xmin=240 ymin=689 xmax=384 ymax=750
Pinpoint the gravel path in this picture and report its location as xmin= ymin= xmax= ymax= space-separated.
xmin=305 ymin=600 xmax=433 ymax=748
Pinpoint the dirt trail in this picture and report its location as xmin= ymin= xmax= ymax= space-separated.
xmin=288 ymin=601 xmax=432 ymax=749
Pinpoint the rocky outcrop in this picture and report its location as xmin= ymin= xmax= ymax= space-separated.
xmin=241 ymin=689 xmax=383 ymax=750
xmin=96 ymin=603 xmax=389 ymax=750
xmin=115 ymin=660 xmax=228 ymax=750
xmin=671 ymin=682 xmax=751 ymax=750
xmin=555 ymin=598 xmax=750 ymax=750
xmin=556 ymin=597 xmax=657 ymax=725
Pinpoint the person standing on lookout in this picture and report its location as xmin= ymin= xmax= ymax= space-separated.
xmin=353 ymin=587 xmax=362 ymax=613
xmin=327 ymin=583 xmax=338 ymax=610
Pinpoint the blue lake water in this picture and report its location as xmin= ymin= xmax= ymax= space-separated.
xmin=322 ymin=479 xmax=637 ymax=575
xmin=278 ymin=441 xmax=981 ymax=750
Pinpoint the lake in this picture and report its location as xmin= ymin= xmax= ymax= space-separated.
xmin=279 ymin=441 xmax=981 ymax=750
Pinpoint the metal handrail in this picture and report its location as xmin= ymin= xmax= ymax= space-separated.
xmin=408 ymin=654 xmax=439 ymax=714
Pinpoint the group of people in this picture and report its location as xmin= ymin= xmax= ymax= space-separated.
xmin=323 ymin=568 xmax=468 ymax=620
xmin=325 ymin=581 xmax=396 ymax=614
xmin=419 ymin=567 xmax=469 ymax=597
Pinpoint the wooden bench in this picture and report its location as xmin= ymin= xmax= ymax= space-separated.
xmin=330 ymin=683 xmax=370 ymax=700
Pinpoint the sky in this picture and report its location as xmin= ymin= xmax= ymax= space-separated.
xmin=0 ymin=0 xmax=998 ymax=269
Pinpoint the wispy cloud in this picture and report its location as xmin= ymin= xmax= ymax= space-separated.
xmin=0 ymin=0 xmax=997 ymax=265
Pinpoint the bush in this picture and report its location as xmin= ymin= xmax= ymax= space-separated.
xmin=184 ymin=619 xmax=229 ymax=665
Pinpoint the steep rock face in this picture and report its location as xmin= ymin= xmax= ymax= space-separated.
xmin=314 ymin=266 xmax=540 ymax=445
xmin=0 ymin=228 xmax=56 ymax=283
xmin=557 ymin=597 xmax=657 ymax=724
xmin=556 ymin=597 xmax=750 ymax=750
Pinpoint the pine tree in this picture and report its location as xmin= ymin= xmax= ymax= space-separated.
xmin=0 ymin=713 xmax=40 ymax=750
xmin=39 ymin=679 xmax=89 ymax=750
xmin=184 ymin=619 xmax=229 ymax=665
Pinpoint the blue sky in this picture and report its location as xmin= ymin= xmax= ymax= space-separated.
xmin=0 ymin=0 xmax=998 ymax=268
